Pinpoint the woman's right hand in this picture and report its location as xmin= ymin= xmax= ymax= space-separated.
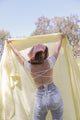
xmin=60 ymin=34 xmax=65 ymax=40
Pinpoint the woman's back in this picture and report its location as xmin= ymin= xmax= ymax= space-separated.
xmin=24 ymin=56 xmax=56 ymax=88
xmin=31 ymin=59 xmax=53 ymax=88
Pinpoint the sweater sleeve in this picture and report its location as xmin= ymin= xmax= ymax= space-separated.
xmin=24 ymin=60 xmax=31 ymax=72
xmin=47 ymin=56 xmax=56 ymax=69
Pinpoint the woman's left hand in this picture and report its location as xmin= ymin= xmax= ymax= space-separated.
xmin=6 ymin=39 xmax=14 ymax=51
xmin=6 ymin=39 xmax=13 ymax=47
xmin=6 ymin=39 xmax=11 ymax=44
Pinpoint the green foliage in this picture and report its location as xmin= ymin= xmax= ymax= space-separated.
xmin=0 ymin=30 xmax=11 ymax=59
xmin=0 ymin=30 xmax=10 ymax=41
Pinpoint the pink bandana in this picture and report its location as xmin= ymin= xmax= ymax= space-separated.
xmin=28 ymin=44 xmax=46 ymax=60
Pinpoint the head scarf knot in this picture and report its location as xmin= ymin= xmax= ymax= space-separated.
xmin=28 ymin=44 xmax=46 ymax=60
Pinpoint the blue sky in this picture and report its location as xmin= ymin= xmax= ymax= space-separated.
xmin=0 ymin=0 xmax=80 ymax=38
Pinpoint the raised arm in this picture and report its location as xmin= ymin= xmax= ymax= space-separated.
xmin=53 ymin=34 xmax=65 ymax=60
xmin=6 ymin=39 xmax=26 ymax=65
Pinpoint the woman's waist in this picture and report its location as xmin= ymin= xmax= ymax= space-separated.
xmin=36 ymin=82 xmax=54 ymax=89
xmin=35 ymin=83 xmax=57 ymax=95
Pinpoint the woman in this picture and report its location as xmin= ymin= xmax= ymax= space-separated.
xmin=6 ymin=34 xmax=65 ymax=120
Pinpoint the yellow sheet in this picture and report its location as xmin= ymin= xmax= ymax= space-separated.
xmin=0 ymin=33 xmax=80 ymax=120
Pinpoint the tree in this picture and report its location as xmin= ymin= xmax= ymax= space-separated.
xmin=31 ymin=16 xmax=52 ymax=35
xmin=31 ymin=15 xmax=80 ymax=46
xmin=0 ymin=30 xmax=11 ymax=59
